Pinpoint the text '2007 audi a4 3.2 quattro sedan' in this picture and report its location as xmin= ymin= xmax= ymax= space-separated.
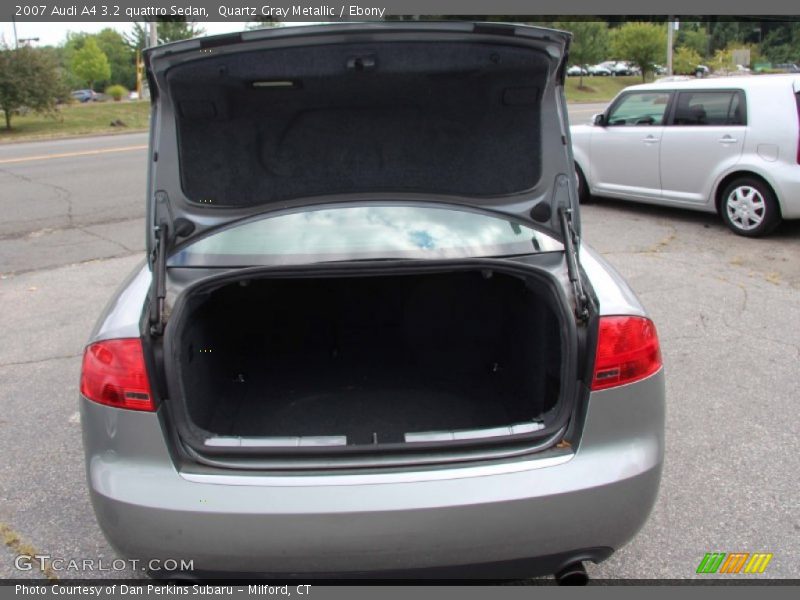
xmin=79 ymin=23 xmax=665 ymax=582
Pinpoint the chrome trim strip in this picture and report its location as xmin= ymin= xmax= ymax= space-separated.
xmin=179 ymin=453 xmax=574 ymax=487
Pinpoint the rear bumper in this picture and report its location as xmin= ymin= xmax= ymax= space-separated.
xmin=770 ymin=164 xmax=800 ymax=219
xmin=81 ymin=370 xmax=664 ymax=577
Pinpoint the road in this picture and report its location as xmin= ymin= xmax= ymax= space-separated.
xmin=0 ymin=133 xmax=148 ymax=275
xmin=0 ymin=104 xmax=604 ymax=276
xmin=1 ymin=103 xmax=799 ymax=581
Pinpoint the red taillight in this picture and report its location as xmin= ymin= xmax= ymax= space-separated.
xmin=591 ymin=316 xmax=662 ymax=391
xmin=80 ymin=338 xmax=154 ymax=411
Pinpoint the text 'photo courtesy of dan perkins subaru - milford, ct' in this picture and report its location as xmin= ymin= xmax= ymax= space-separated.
xmin=1 ymin=0 xmax=800 ymax=597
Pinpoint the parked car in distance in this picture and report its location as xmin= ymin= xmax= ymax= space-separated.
xmin=588 ymin=64 xmax=612 ymax=76
xmin=70 ymin=89 xmax=96 ymax=103
xmin=774 ymin=63 xmax=800 ymax=73
xmin=695 ymin=65 xmax=710 ymax=78
xmin=610 ymin=61 xmax=637 ymax=76
xmin=567 ymin=64 xmax=588 ymax=76
xmin=80 ymin=22 xmax=664 ymax=582
xmin=571 ymin=74 xmax=800 ymax=236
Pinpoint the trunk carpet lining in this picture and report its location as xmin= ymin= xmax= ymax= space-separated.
xmin=176 ymin=271 xmax=562 ymax=443
xmin=165 ymin=41 xmax=547 ymax=206
xmin=206 ymin=375 xmax=514 ymax=445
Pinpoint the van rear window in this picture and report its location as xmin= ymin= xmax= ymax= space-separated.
xmin=672 ymin=91 xmax=745 ymax=126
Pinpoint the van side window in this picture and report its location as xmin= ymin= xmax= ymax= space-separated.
xmin=606 ymin=92 xmax=672 ymax=126
xmin=672 ymin=91 xmax=745 ymax=126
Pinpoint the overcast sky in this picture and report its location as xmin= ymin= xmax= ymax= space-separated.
xmin=0 ymin=21 xmax=257 ymax=47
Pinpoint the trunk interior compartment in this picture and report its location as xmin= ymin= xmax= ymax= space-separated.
xmin=166 ymin=266 xmax=572 ymax=458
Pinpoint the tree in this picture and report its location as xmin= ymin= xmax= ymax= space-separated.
xmin=125 ymin=20 xmax=205 ymax=52
xmin=72 ymin=38 xmax=111 ymax=91
xmin=0 ymin=45 xmax=64 ymax=130
xmin=95 ymin=29 xmax=136 ymax=89
xmin=65 ymin=30 xmax=136 ymax=90
xmin=611 ymin=22 xmax=667 ymax=82
xmin=761 ymin=24 xmax=800 ymax=64
xmin=760 ymin=22 xmax=800 ymax=64
xmin=673 ymin=46 xmax=702 ymax=75
xmin=557 ymin=21 xmax=609 ymax=87
xmin=709 ymin=22 xmax=750 ymax=55
xmin=677 ymin=27 xmax=709 ymax=59
xmin=711 ymin=48 xmax=736 ymax=73
xmin=36 ymin=45 xmax=75 ymax=101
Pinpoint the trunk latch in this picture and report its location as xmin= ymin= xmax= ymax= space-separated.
xmin=346 ymin=54 xmax=377 ymax=72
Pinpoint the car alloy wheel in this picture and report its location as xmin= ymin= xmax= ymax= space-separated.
xmin=720 ymin=178 xmax=781 ymax=237
xmin=726 ymin=185 xmax=765 ymax=231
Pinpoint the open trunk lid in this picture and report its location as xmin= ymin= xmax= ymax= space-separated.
xmin=144 ymin=22 xmax=578 ymax=256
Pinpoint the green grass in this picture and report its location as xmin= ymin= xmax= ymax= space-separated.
xmin=565 ymin=75 xmax=650 ymax=103
xmin=0 ymin=101 xmax=150 ymax=143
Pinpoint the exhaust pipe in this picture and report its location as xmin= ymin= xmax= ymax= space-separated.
xmin=555 ymin=561 xmax=588 ymax=586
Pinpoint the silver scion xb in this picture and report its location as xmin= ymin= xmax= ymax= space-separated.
xmin=80 ymin=23 xmax=665 ymax=581
xmin=571 ymin=75 xmax=800 ymax=237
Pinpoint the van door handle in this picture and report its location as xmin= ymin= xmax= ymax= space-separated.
xmin=719 ymin=135 xmax=738 ymax=144
xmin=642 ymin=135 xmax=659 ymax=144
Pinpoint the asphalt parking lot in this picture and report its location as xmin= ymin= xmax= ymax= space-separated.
xmin=1 ymin=111 xmax=798 ymax=580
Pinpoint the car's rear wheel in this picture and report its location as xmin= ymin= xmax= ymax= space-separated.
xmin=720 ymin=177 xmax=781 ymax=237
xmin=575 ymin=166 xmax=592 ymax=204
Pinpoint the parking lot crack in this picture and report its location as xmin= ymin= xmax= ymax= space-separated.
xmin=0 ymin=522 xmax=59 ymax=581
xmin=1 ymin=251 xmax=143 ymax=278
xmin=0 ymin=165 xmax=75 ymax=228
xmin=0 ymin=353 xmax=82 ymax=369
xmin=78 ymin=226 xmax=134 ymax=253
xmin=0 ymin=215 xmax=144 ymax=242
xmin=647 ymin=222 xmax=678 ymax=253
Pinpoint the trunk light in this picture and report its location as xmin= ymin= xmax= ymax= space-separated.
xmin=592 ymin=316 xmax=662 ymax=391
xmin=80 ymin=338 xmax=154 ymax=411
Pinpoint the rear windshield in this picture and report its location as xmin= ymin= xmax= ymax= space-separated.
xmin=169 ymin=205 xmax=562 ymax=267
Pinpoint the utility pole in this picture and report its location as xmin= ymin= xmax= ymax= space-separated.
xmin=136 ymin=49 xmax=143 ymax=98
xmin=666 ymin=18 xmax=675 ymax=76
xmin=149 ymin=21 xmax=158 ymax=48
xmin=11 ymin=12 xmax=19 ymax=49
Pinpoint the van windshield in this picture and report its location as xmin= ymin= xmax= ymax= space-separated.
xmin=169 ymin=205 xmax=562 ymax=267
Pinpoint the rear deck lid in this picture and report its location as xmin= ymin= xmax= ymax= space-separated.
xmin=144 ymin=22 xmax=577 ymax=253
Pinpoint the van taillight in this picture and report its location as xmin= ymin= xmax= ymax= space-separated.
xmin=80 ymin=338 xmax=154 ymax=411
xmin=591 ymin=316 xmax=662 ymax=391
xmin=796 ymin=92 xmax=800 ymax=164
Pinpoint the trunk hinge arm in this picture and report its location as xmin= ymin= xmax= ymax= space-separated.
xmin=148 ymin=190 xmax=195 ymax=337
xmin=149 ymin=221 xmax=169 ymax=336
xmin=559 ymin=207 xmax=589 ymax=323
